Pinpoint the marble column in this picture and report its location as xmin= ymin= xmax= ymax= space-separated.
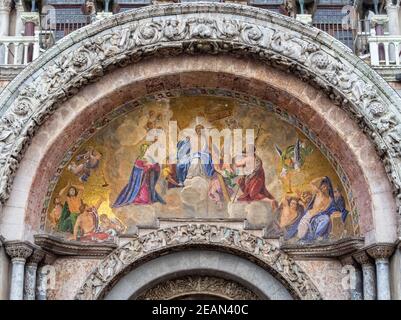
xmin=24 ymin=248 xmax=45 ymax=300
xmin=21 ymin=11 xmax=40 ymax=63
xmin=0 ymin=0 xmax=12 ymax=65
xmin=340 ymin=255 xmax=363 ymax=300
xmin=4 ymin=241 xmax=33 ymax=300
xmin=353 ymin=250 xmax=376 ymax=300
xmin=386 ymin=0 xmax=400 ymax=35
xmin=15 ymin=1 xmax=26 ymax=36
xmin=0 ymin=0 xmax=12 ymax=36
xmin=385 ymin=0 xmax=400 ymax=62
xmin=371 ymin=15 xmax=390 ymax=62
xmin=36 ymin=253 xmax=56 ymax=300
xmin=367 ymin=243 xmax=395 ymax=300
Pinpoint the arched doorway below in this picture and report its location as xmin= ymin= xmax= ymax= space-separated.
xmin=103 ymin=250 xmax=293 ymax=300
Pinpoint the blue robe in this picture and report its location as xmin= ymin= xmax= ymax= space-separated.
xmin=112 ymin=162 xmax=165 ymax=208
xmin=176 ymin=139 xmax=215 ymax=184
xmin=286 ymin=176 xmax=347 ymax=242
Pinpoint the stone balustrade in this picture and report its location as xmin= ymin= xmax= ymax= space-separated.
xmin=368 ymin=35 xmax=401 ymax=66
xmin=0 ymin=33 xmax=39 ymax=66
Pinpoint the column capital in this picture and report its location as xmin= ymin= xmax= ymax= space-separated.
xmin=371 ymin=14 xmax=390 ymax=26
xmin=26 ymin=248 xmax=45 ymax=267
xmin=353 ymin=250 xmax=374 ymax=265
xmin=21 ymin=12 xmax=40 ymax=26
xmin=5 ymin=241 xmax=33 ymax=263
xmin=0 ymin=0 xmax=12 ymax=12
xmin=366 ymin=243 xmax=395 ymax=260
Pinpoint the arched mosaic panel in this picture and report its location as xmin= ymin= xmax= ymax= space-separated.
xmin=44 ymin=93 xmax=359 ymax=244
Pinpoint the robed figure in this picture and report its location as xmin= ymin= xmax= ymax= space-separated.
xmin=295 ymin=176 xmax=342 ymax=242
xmin=112 ymin=144 xmax=165 ymax=208
xmin=176 ymin=125 xmax=216 ymax=184
xmin=234 ymin=147 xmax=277 ymax=210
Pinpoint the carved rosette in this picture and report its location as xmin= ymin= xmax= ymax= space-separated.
xmin=366 ymin=243 xmax=395 ymax=262
xmin=5 ymin=241 xmax=33 ymax=263
xmin=137 ymin=275 xmax=259 ymax=300
xmin=75 ymin=225 xmax=321 ymax=300
xmin=353 ymin=250 xmax=374 ymax=266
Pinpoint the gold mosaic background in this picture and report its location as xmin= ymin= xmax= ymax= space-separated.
xmin=46 ymin=96 xmax=357 ymax=241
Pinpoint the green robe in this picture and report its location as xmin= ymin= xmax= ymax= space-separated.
xmin=57 ymin=202 xmax=79 ymax=233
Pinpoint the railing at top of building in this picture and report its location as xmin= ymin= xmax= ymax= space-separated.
xmin=0 ymin=34 xmax=40 ymax=66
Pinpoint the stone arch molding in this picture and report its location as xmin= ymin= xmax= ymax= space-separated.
xmin=0 ymin=3 xmax=401 ymax=218
xmin=75 ymin=225 xmax=322 ymax=300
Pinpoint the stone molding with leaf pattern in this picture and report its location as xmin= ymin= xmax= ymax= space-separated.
xmin=75 ymin=224 xmax=322 ymax=300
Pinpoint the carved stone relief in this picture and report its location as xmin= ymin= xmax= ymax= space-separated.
xmin=136 ymin=275 xmax=260 ymax=300
xmin=75 ymin=224 xmax=321 ymax=300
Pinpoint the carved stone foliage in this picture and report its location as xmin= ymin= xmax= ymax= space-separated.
xmin=75 ymin=225 xmax=322 ymax=300
xmin=0 ymin=3 xmax=401 ymax=227
xmin=26 ymin=249 xmax=45 ymax=266
xmin=136 ymin=275 xmax=260 ymax=300
xmin=4 ymin=241 xmax=33 ymax=261
xmin=353 ymin=250 xmax=374 ymax=265
xmin=366 ymin=243 xmax=396 ymax=260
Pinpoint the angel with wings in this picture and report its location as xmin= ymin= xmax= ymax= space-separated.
xmin=275 ymin=139 xmax=313 ymax=193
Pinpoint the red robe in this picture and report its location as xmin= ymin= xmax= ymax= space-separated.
xmin=237 ymin=156 xmax=275 ymax=202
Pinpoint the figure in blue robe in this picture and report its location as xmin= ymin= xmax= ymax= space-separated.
xmin=176 ymin=135 xmax=215 ymax=184
xmin=291 ymin=176 xmax=344 ymax=242
xmin=112 ymin=157 xmax=165 ymax=208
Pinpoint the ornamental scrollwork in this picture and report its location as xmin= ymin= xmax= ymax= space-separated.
xmin=0 ymin=3 xmax=401 ymax=229
xmin=75 ymin=225 xmax=321 ymax=300
xmin=136 ymin=275 xmax=260 ymax=300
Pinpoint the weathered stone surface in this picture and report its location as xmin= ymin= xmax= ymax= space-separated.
xmin=75 ymin=224 xmax=322 ymax=300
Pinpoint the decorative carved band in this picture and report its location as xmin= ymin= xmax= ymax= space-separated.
xmin=75 ymin=224 xmax=321 ymax=300
xmin=136 ymin=275 xmax=260 ymax=300
xmin=0 ymin=4 xmax=400 ymax=234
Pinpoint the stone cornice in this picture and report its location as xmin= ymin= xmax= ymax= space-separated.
xmin=75 ymin=224 xmax=322 ymax=300
xmin=4 ymin=241 xmax=33 ymax=261
xmin=0 ymin=3 xmax=400 ymax=238
xmin=34 ymin=234 xmax=117 ymax=257
xmin=366 ymin=243 xmax=396 ymax=260
xmin=280 ymin=237 xmax=364 ymax=259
